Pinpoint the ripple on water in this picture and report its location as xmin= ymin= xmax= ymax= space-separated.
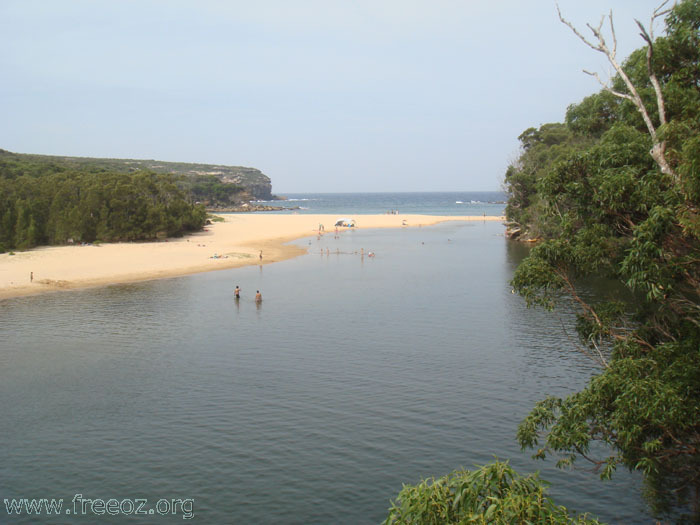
xmin=0 ymin=223 xmax=648 ymax=523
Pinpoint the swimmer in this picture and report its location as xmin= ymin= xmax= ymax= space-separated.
xmin=234 ymin=285 xmax=240 ymax=299
xmin=255 ymin=290 xmax=262 ymax=303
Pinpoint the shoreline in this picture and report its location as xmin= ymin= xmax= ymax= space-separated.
xmin=0 ymin=213 xmax=504 ymax=300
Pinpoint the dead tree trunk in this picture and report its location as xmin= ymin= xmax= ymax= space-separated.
xmin=556 ymin=2 xmax=678 ymax=182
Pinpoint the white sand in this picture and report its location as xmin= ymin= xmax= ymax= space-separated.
xmin=0 ymin=213 xmax=504 ymax=299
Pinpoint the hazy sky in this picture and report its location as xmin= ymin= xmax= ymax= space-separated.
xmin=1 ymin=1 xmax=668 ymax=193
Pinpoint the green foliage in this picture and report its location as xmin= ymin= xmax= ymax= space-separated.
xmin=517 ymin=339 xmax=700 ymax=512
xmin=180 ymin=175 xmax=245 ymax=206
xmin=0 ymin=148 xmax=273 ymax=200
xmin=505 ymin=124 xmax=594 ymax=239
xmin=565 ymin=91 xmax=620 ymax=138
xmin=0 ymin=156 xmax=207 ymax=249
xmin=383 ymin=461 xmax=602 ymax=524
xmin=505 ymin=1 xmax=700 ymax=519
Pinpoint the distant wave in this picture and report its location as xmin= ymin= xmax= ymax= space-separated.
xmin=277 ymin=192 xmax=506 ymax=216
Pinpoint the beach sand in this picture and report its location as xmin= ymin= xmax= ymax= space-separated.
xmin=0 ymin=213 xmax=504 ymax=300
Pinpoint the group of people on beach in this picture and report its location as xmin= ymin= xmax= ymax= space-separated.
xmin=314 ymin=224 xmax=376 ymax=257
xmin=234 ymin=285 xmax=262 ymax=303
xmin=318 ymin=247 xmax=375 ymax=258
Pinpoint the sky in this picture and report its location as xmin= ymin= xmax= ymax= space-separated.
xmin=1 ymin=0 xmax=670 ymax=193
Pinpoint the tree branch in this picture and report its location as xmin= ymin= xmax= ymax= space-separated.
xmin=556 ymin=2 xmax=678 ymax=181
xmin=583 ymin=70 xmax=635 ymax=101
xmin=553 ymin=268 xmax=611 ymax=368
xmin=608 ymin=10 xmax=618 ymax=59
xmin=556 ymin=4 xmax=601 ymax=51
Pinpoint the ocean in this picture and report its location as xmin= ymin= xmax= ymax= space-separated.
xmin=256 ymin=191 xmax=506 ymax=216
xmin=0 ymin=194 xmax=651 ymax=523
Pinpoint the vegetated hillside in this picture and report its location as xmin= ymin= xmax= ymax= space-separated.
xmin=0 ymin=167 xmax=207 ymax=252
xmin=501 ymin=1 xmax=700 ymax=521
xmin=0 ymin=149 xmax=274 ymax=201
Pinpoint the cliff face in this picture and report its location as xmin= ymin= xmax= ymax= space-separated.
xmin=151 ymin=164 xmax=273 ymax=201
xmin=0 ymin=150 xmax=274 ymax=201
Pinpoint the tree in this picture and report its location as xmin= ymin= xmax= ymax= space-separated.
xmin=0 ymin=163 xmax=207 ymax=249
xmin=509 ymin=1 xmax=700 ymax=519
xmin=504 ymin=123 xmax=593 ymax=240
xmin=556 ymin=1 xmax=677 ymax=179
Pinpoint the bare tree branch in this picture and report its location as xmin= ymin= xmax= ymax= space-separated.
xmin=641 ymin=2 xmax=674 ymax=129
xmin=555 ymin=2 xmax=678 ymax=182
xmin=608 ymin=10 xmax=618 ymax=59
xmin=583 ymin=70 xmax=635 ymax=101
xmin=556 ymin=4 xmax=600 ymax=51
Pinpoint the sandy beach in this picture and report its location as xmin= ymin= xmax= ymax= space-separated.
xmin=0 ymin=213 xmax=503 ymax=300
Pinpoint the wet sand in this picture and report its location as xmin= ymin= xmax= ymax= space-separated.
xmin=0 ymin=213 xmax=503 ymax=300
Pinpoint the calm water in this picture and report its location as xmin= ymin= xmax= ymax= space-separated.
xmin=1 ymin=221 xmax=649 ymax=523
xmin=257 ymin=191 xmax=506 ymax=216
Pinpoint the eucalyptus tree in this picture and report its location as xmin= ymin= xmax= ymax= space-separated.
xmin=384 ymin=2 xmax=699 ymax=521
xmin=510 ymin=1 xmax=700 ymax=518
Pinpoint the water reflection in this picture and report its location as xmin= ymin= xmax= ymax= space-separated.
xmin=504 ymin=236 xmax=531 ymax=271
xmin=0 ymin=222 xmax=648 ymax=524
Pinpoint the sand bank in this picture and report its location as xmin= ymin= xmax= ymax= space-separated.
xmin=0 ymin=213 xmax=503 ymax=300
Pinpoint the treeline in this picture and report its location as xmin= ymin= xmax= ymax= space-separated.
xmin=502 ymin=0 xmax=699 ymax=520
xmin=0 ymin=154 xmax=207 ymax=251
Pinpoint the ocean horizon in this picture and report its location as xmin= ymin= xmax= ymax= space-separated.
xmin=255 ymin=191 xmax=506 ymax=216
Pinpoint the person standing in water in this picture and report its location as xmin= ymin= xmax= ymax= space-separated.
xmin=255 ymin=290 xmax=262 ymax=303
xmin=234 ymin=285 xmax=240 ymax=299
xmin=259 ymin=250 xmax=263 ymax=261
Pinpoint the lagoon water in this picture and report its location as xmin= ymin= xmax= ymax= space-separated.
xmin=1 ymin=217 xmax=650 ymax=523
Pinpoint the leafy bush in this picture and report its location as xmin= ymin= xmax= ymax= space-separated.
xmin=384 ymin=461 xmax=601 ymax=524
